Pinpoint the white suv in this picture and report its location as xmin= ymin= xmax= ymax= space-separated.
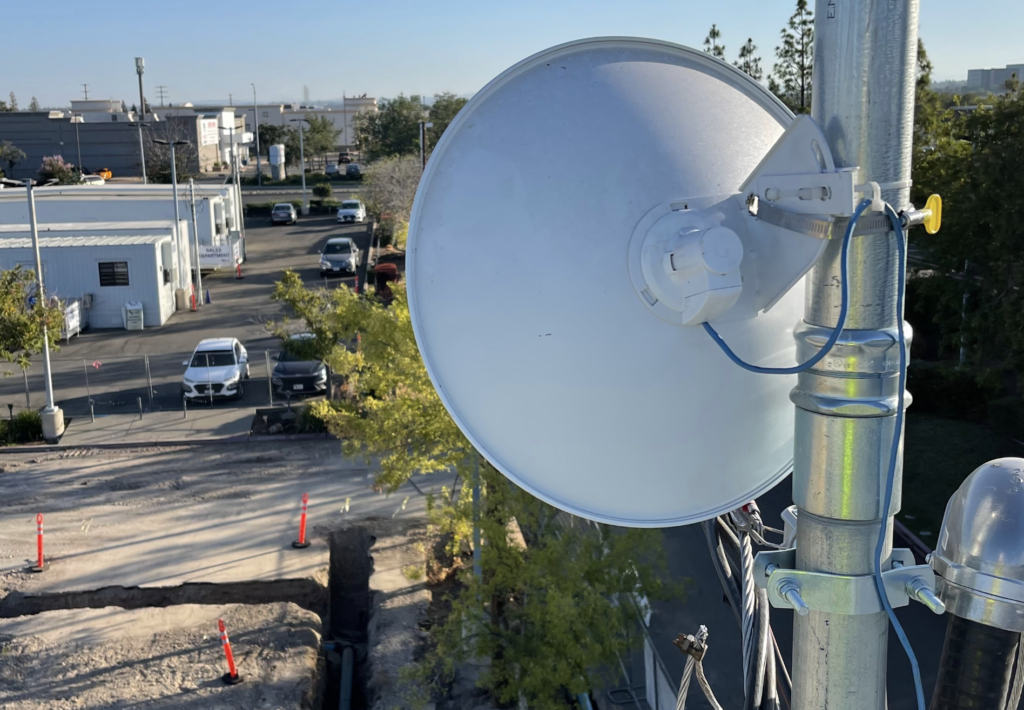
xmin=182 ymin=338 xmax=250 ymax=400
xmin=336 ymin=200 xmax=366 ymax=223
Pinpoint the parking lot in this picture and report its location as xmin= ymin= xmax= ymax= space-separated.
xmin=0 ymin=214 xmax=375 ymax=417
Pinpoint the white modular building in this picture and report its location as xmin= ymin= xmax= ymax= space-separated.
xmin=0 ymin=234 xmax=177 ymax=329
xmin=0 ymin=182 xmax=243 ymax=272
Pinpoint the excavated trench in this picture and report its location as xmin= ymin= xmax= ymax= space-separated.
xmin=0 ymin=526 xmax=377 ymax=710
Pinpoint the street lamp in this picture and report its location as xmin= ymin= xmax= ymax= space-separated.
xmin=135 ymin=57 xmax=148 ymax=184
xmin=70 ymin=114 xmax=83 ymax=174
xmin=23 ymin=179 xmax=64 ymax=442
xmin=153 ymin=138 xmax=190 ymax=296
xmin=289 ymin=118 xmax=309 ymax=215
xmin=252 ymin=83 xmax=262 ymax=186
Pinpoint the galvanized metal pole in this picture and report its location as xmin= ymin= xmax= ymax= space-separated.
xmin=298 ymin=123 xmax=307 ymax=215
xmin=25 ymin=181 xmax=56 ymax=415
xmin=252 ymin=84 xmax=262 ymax=187
xmin=790 ymin=2 xmax=919 ymax=708
xmin=265 ymin=350 xmax=273 ymax=405
xmin=168 ymin=142 xmax=185 ymax=292
xmin=23 ymin=368 xmax=30 ymax=409
xmin=144 ymin=353 xmax=154 ymax=405
xmin=188 ymin=178 xmax=203 ymax=302
xmin=136 ymin=59 xmax=148 ymax=184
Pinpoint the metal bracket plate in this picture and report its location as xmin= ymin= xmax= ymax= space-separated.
xmin=752 ymin=200 xmax=894 ymax=240
xmin=754 ymin=548 xmax=938 ymax=615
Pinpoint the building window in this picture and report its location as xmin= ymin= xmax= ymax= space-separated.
xmin=261 ymin=111 xmax=268 ymax=118
xmin=98 ymin=261 xmax=129 ymax=287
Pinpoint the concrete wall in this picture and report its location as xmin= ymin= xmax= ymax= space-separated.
xmin=0 ymin=112 xmax=142 ymax=179
xmin=0 ymin=240 xmax=174 ymax=328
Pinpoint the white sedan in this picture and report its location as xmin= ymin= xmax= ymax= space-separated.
xmin=336 ymin=200 xmax=367 ymax=224
xmin=181 ymin=338 xmax=250 ymax=400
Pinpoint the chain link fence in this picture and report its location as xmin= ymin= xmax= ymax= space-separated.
xmin=0 ymin=350 xmax=285 ymax=419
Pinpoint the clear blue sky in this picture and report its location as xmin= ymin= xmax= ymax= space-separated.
xmin=5 ymin=0 xmax=1021 ymax=108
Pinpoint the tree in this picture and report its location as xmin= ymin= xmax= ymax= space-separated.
xmin=38 ymin=155 xmax=78 ymax=184
xmin=0 ymin=99 xmax=10 ymax=112
xmin=312 ymin=182 xmax=332 ymax=200
xmin=257 ymin=124 xmax=287 ymax=156
xmin=8 ymin=92 xmax=17 ymax=111
xmin=703 ymin=24 xmax=725 ymax=59
xmin=427 ymin=92 xmax=468 ymax=151
xmin=361 ymin=155 xmax=421 ymax=248
xmin=0 ymin=267 xmax=64 ymax=374
xmin=0 ymin=141 xmax=27 ymax=176
xmin=28 ymin=96 xmax=40 ymax=112
xmin=142 ymin=121 xmax=199 ymax=183
xmin=735 ymin=38 xmax=763 ymax=81
xmin=302 ymin=114 xmax=342 ymax=168
xmin=353 ymin=94 xmax=425 ymax=161
xmin=269 ymin=275 xmax=673 ymax=707
xmin=772 ymin=0 xmax=814 ymax=113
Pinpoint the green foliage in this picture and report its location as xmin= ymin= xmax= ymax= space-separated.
xmin=427 ymin=92 xmax=468 ymax=151
xmin=735 ymin=38 xmax=763 ymax=81
xmin=28 ymin=96 xmax=40 ymax=112
xmin=257 ymin=124 xmax=287 ymax=154
xmin=312 ymin=182 xmax=332 ymax=200
xmin=8 ymin=92 xmax=17 ymax=111
xmin=2 ymin=410 xmax=43 ymax=445
xmin=703 ymin=24 xmax=725 ymax=59
xmin=302 ymin=115 xmax=342 ymax=165
xmin=0 ymin=267 xmax=64 ymax=373
xmin=421 ymin=465 xmax=676 ymax=709
xmin=354 ymin=94 xmax=425 ymax=161
xmin=906 ymin=362 xmax=1002 ymax=422
xmin=772 ymin=0 xmax=814 ymax=113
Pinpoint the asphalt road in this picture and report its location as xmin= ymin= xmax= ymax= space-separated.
xmin=0 ymin=215 xmax=374 ymax=417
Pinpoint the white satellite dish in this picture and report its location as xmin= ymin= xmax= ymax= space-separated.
xmin=408 ymin=37 xmax=840 ymax=527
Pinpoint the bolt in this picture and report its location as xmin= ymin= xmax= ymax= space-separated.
xmin=778 ymin=580 xmax=810 ymax=616
xmin=906 ymin=578 xmax=946 ymax=615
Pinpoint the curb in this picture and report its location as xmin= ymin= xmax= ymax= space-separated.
xmin=893 ymin=518 xmax=933 ymax=563
xmin=0 ymin=432 xmax=334 ymax=455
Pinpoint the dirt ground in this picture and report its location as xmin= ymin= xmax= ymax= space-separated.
xmin=0 ymin=441 xmax=449 ymax=709
xmin=0 ymin=602 xmax=322 ymax=710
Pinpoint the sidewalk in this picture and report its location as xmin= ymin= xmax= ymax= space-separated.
xmin=56 ymin=407 xmax=255 ymax=447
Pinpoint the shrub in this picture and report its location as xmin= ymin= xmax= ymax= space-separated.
xmin=3 ymin=410 xmax=43 ymax=444
xmin=906 ymin=362 xmax=1002 ymax=422
xmin=312 ymin=182 xmax=332 ymax=200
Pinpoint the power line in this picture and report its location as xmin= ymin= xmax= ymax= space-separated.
xmin=81 ymin=84 xmax=89 ymax=100
xmin=155 ymin=85 xmax=169 ymax=106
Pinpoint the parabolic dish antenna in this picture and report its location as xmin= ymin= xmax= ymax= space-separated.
xmin=408 ymin=37 xmax=806 ymax=527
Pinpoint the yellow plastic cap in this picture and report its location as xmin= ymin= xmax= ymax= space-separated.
xmin=924 ymin=194 xmax=942 ymax=234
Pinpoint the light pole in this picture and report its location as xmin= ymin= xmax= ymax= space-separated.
xmin=187 ymin=178 xmax=203 ymax=305
xmin=289 ymin=118 xmax=309 ymax=215
xmin=252 ymin=83 xmax=262 ymax=186
xmin=219 ymin=124 xmax=247 ymax=251
xmin=153 ymin=138 xmax=190 ymax=295
xmin=24 ymin=179 xmax=64 ymax=442
xmin=418 ymin=121 xmax=433 ymax=172
xmin=135 ymin=57 xmax=148 ymax=184
xmin=70 ymin=114 xmax=83 ymax=173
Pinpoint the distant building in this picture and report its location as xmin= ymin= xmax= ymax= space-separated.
xmin=239 ymin=96 xmax=377 ymax=152
xmin=964 ymin=64 xmax=1024 ymax=93
xmin=153 ymin=104 xmax=251 ymax=168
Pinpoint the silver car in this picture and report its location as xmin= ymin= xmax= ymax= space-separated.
xmin=271 ymin=203 xmax=297 ymax=225
xmin=319 ymin=237 xmax=361 ymax=276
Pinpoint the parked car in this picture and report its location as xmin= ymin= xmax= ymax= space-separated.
xmin=338 ymin=152 xmax=353 ymax=164
xmin=271 ymin=203 xmax=297 ymax=225
xmin=319 ymin=237 xmax=361 ymax=276
xmin=80 ymin=174 xmax=106 ymax=185
xmin=325 ymin=163 xmax=340 ymax=175
xmin=336 ymin=200 xmax=366 ymax=224
xmin=96 ymin=168 xmax=113 ymax=180
xmin=272 ymin=334 xmax=329 ymax=396
xmin=181 ymin=338 xmax=249 ymax=400
xmin=346 ymin=164 xmax=361 ymax=178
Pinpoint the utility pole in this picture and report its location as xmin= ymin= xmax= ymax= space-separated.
xmin=135 ymin=57 xmax=148 ymax=184
xmin=290 ymin=118 xmax=309 ymax=215
xmin=418 ymin=121 xmax=433 ymax=171
xmin=25 ymin=179 xmax=64 ymax=443
xmin=788 ymin=2 xmax=920 ymax=708
xmin=188 ymin=178 xmax=203 ymax=305
xmin=154 ymin=138 xmax=189 ymax=293
xmin=252 ymin=84 xmax=262 ymax=186
xmin=81 ymin=84 xmax=89 ymax=100
xmin=156 ymin=85 xmax=169 ymax=107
